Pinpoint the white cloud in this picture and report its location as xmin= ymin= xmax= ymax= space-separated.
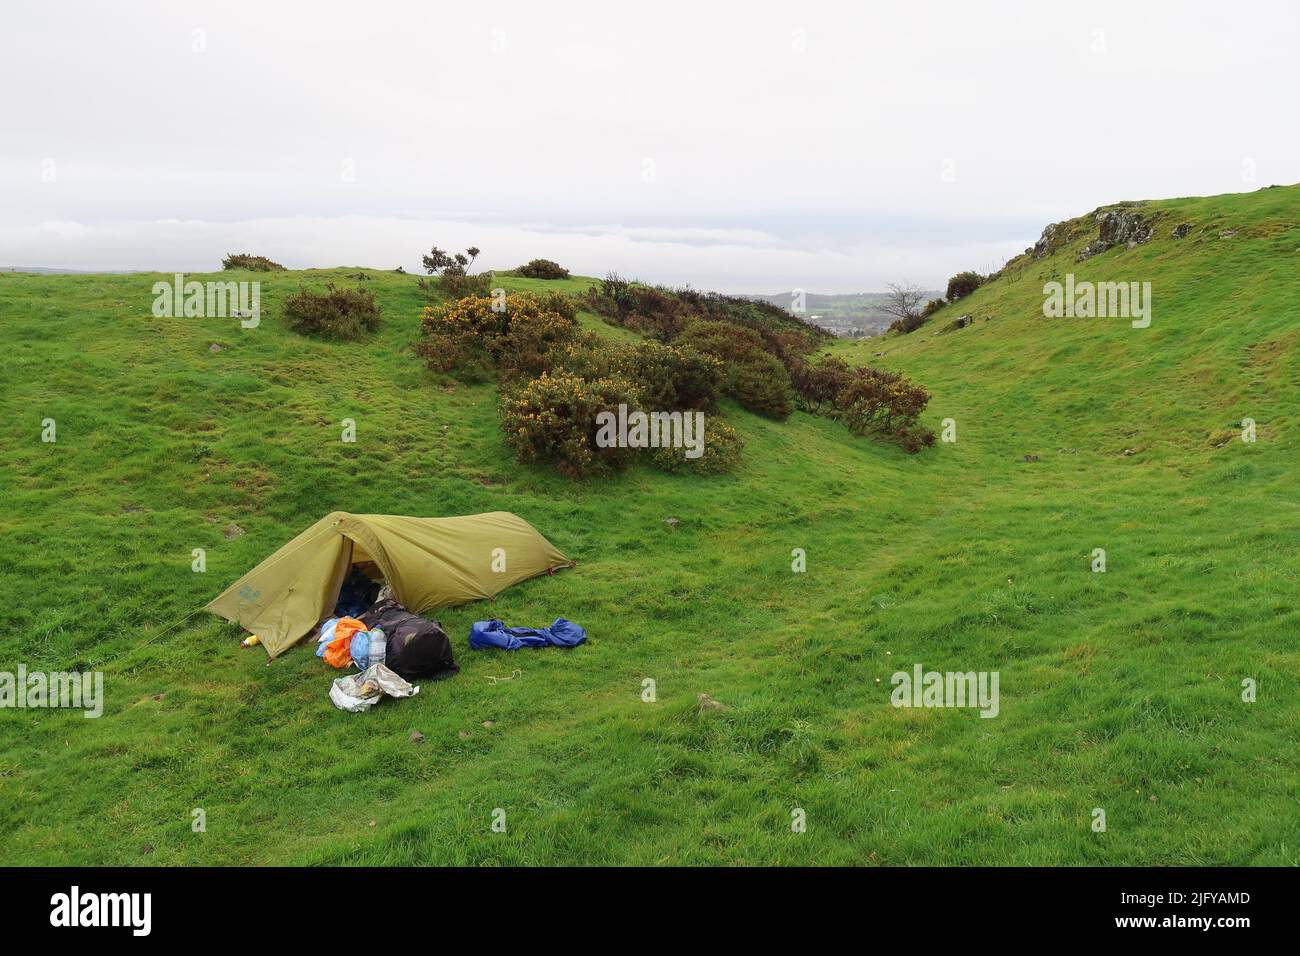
xmin=0 ymin=0 xmax=1295 ymax=290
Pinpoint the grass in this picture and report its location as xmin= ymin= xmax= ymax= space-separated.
xmin=1 ymin=186 xmax=1298 ymax=865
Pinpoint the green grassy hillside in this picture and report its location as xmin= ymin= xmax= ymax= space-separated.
xmin=1 ymin=186 xmax=1297 ymax=865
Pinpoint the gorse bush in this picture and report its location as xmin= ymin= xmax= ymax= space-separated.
xmin=921 ymin=297 xmax=947 ymax=318
xmin=515 ymin=258 xmax=570 ymax=279
xmin=414 ymin=292 xmax=578 ymax=380
xmin=284 ymin=283 xmax=381 ymax=340
xmin=790 ymin=354 xmax=854 ymax=414
xmin=584 ymin=275 xmax=692 ymax=340
xmin=611 ymin=340 xmax=721 ymax=412
xmin=651 ymin=418 xmax=744 ymax=475
xmin=834 ymin=367 xmax=935 ymax=452
xmin=888 ymin=312 xmax=929 ymax=334
xmin=583 ymin=274 xmax=828 ymax=347
xmin=678 ymin=320 xmax=793 ymax=420
xmin=424 ymin=271 xmax=495 ymax=298
xmin=416 ymin=277 xmax=934 ymax=474
xmin=222 ymin=253 xmax=285 ymax=271
xmin=789 ymin=354 xmax=935 ymax=452
xmin=945 ymin=271 xmax=983 ymax=301
xmin=498 ymin=371 xmax=639 ymax=478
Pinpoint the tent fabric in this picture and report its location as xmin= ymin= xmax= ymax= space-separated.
xmin=205 ymin=511 xmax=570 ymax=659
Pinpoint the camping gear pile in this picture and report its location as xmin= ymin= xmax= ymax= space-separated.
xmin=205 ymin=511 xmax=583 ymax=713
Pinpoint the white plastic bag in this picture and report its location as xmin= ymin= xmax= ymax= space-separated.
xmin=329 ymin=663 xmax=420 ymax=713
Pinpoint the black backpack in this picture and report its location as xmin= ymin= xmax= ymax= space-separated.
xmin=359 ymin=599 xmax=459 ymax=682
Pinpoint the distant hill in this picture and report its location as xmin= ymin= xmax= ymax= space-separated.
xmin=744 ymin=289 xmax=943 ymax=337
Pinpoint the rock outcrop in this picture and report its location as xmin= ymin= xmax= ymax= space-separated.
xmin=1077 ymin=208 xmax=1155 ymax=261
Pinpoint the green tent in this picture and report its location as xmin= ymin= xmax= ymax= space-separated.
xmin=206 ymin=511 xmax=571 ymax=658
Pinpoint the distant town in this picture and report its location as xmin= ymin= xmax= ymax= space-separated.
xmin=744 ymin=289 xmax=943 ymax=337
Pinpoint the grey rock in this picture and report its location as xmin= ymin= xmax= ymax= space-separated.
xmin=1032 ymin=222 xmax=1062 ymax=260
xmin=1172 ymin=222 xmax=1192 ymax=239
xmin=1078 ymin=209 xmax=1154 ymax=261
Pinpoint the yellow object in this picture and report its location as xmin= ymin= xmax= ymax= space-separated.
xmin=240 ymin=634 xmax=262 ymax=648
xmin=206 ymin=511 xmax=571 ymax=660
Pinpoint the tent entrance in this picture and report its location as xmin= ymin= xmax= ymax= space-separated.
xmin=327 ymin=537 xmax=387 ymax=621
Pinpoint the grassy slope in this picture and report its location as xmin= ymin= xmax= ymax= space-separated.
xmin=1 ymin=187 xmax=1297 ymax=865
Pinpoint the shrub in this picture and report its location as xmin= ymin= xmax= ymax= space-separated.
xmin=651 ymin=418 xmax=744 ymax=475
xmin=546 ymin=329 xmax=618 ymax=380
xmin=422 ymin=245 xmax=480 ymax=276
xmin=726 ymin=351 xmax=794 ymax=420
xmin=414 ymin=292 xmax=578 ymax=380
xmin=515 ymin=258 xmax=570 ymax=279
xmin=834 ymin=366 xmax=935 ymax=452
xmin=611 ymin=340 xmax=721 ymax=412
xmin=945 ymin=271 xmax=983 ymax=301
xmin=888 ymin=313 xmax=929 ymax=334
xmin=420 ymin=244 xmax=492 ymax=297
xmin=420 ymin=271 xmax=495 ymax=298
xmin=921 ymin=297 xmax=947 ymax=318
xmin=583 ymin=275 xmax=693 ymax=340
xmin=499 ymin=371 xmax=640 ymax=477
xmin=284 ymin=284 xmax=381 ymax=340
xmin=678 ymin=320 xmax=793 ymax=419
xmin=222 ymin=253 xmax=285 ymax=271
xmin=790 ymin=354 xmax=854 ymax=413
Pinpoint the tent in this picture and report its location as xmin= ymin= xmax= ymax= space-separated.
xmin=205 ymin=511 xmax=571 ymax=659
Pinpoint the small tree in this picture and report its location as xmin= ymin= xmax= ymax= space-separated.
xmin=421 ymin=244 xmax=488 ymax=297
xmin=422 ymin=245 xmax=480 ymax=277
xmin=880 ymin=282 xmax=925 ymax=325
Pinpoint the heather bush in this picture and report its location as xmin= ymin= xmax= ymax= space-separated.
xmin=650 ymin=418 xmax=744 ymax=475
xmin=222 ymin=253 xmax=285 ymax=271
xmin=284 ymin=283 xmax=381 ymax=340
xmin=498 ymin=371 xmax=640 ymax=477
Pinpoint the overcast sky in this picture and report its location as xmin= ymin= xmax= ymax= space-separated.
xmin=1 ymin=1 xmax=1296 ymax=292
